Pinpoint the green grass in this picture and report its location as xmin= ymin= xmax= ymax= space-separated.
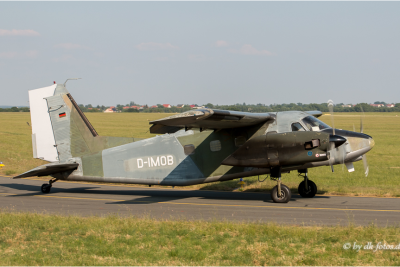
xmin=0 ymin=212 xmax=400 ymax=266
xmin=1 ymin=112 xmax=400 ymax=197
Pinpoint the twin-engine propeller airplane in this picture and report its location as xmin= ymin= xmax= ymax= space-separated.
xmin=14 ymin=80 xmax=375 ymax=203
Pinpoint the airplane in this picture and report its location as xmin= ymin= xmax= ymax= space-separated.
xmin=14 ymin=80 xmax=375 ymax=203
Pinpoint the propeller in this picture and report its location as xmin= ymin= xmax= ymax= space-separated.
xmin=327 ymin=100 xmax=348 ymax=173
xmin=326 ymin=101 xmax=370 ymax=177
xmin=327 ymin=100 xmax=336 ymax=172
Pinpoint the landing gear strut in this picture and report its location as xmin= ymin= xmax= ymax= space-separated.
xmin=298 ymin=169 xmax=317 ymax=198
xmin=41 ymin=178 xmax=58 ymax=194
xmin=270 ymin=167 xmax=291 ymax=203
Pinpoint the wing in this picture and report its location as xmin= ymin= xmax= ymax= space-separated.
xmin=149 ymin=109 xmax=274 ymax=134
xmin=305 ymin=111 xmax=323 ymax=118
xmin=13 ymin=162 xmax=79 ymax=179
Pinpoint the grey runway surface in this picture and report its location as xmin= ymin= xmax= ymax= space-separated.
xmin=1 ymin=176 xmax=399 ymax=226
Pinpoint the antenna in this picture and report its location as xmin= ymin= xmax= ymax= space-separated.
xmin=64 ymin=78 xmax=82 ymax=86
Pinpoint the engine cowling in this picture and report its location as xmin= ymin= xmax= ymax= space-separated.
xmin=222 ymin=131 xmax=332 ymax=168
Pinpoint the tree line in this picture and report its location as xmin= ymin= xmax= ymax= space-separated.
xmin=1 ymin=102 xmax=399 ymax=113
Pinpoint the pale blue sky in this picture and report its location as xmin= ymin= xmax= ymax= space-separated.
xmin=1 ymin=2 xmax=399 ymax=106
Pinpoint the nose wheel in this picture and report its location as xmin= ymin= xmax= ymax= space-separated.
xmin=41 ymin=178 xmax=58 ymax=194
xmin=298 ymin=169 xmax=317 ymax=198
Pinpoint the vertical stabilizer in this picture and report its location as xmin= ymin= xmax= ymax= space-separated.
xmin=29 ymin=84 xmax=58 ymax=162
xmin=29 ymin=82 xmax=138 ymax=164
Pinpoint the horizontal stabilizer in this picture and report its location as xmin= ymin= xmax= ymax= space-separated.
xmin=13 ymin=162 xmax=79 ymax=179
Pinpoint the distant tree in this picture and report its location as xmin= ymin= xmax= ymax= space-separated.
xmin=205 ymin=103 xmax=214 ymax=108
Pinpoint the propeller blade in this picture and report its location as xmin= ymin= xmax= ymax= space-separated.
xmin=360 ymin=106 xmax=364 ymax=133
xmin=329 ymin=142 xmax=335 ymax=173
xmin=327 ymin=100 xmax=335 ymax=135
xmin=363 ymin=155 xmax=369 ymax=177
xmin=359 ymin=106 xmax=368 ymax=176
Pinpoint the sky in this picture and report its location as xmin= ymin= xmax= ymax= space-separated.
xmin=1 ymin=2 xmax=399 ymax=107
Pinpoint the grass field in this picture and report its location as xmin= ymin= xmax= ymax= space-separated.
xmin=0 ymin=112 xmax=400 ymax=197
xmin=0 ymin=212 xmax=400 ymax=266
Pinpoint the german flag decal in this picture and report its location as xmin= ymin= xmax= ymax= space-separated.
xmin=59 ymin=112 xmax=66 ymax=118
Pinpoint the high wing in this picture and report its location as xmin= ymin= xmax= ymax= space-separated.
xmin=149 ymin=109 xmax=274 ymax=134
xmin=305 ymin=110 xmax=323 ymax=118
xmin=13 ymin=162 xmax=79 ymax=179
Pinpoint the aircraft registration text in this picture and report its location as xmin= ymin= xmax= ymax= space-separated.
xmin=137 ymin=155 xmax=174 ymax=168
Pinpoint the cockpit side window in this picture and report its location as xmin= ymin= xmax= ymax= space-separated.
xmin=291 ymin=122 xmax=306 ymax=132
xmin=301 ymin=116 xmax=331 ymax=131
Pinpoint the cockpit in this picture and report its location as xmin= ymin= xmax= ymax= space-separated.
xmin=292 ymin=116 xmax=331 ymax=132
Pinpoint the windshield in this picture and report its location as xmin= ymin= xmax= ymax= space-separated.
xmin=301 ymin=116 xmax=331 ymax=131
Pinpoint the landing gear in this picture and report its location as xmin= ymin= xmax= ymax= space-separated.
xmin=270 ymin=167 xmax=292 ymax=203
xmin=298 ymin=169 xmax=317 ymax=198
xmin=271 ymin=184 xmax=291 ymax=203
xmin=41 ymin=184 xmax=51 ymax=193
xmin=41 ymin=178 xmax=58 ymax=194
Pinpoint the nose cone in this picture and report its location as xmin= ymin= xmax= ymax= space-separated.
xmin=369 ymin=138 xmax=375 ymax=149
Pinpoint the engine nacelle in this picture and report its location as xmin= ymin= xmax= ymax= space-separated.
xmin=222 ymin=131 xmax=331 ymax=168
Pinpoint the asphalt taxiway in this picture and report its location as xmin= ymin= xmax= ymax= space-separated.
xmin=1 ymin=176 xmax=399 ymax=226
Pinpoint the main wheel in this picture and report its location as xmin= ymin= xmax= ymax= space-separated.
xmin=271 ymin=184 xmax=291 ymax=203
xmin=41 ymin=184 xmax=51 ymax=194
xmin=298 ymin=180 xmax=317 ymax=198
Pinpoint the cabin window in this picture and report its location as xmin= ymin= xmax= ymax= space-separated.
xmin=184 ymin=144 xmax=195 ymax=155
xmin=291 ymin=122 xmax=306 ymax=132
xmin=210 ymin=140 xmax=221 ymax=152
xmin=235 ymin=136 xmax=246 ymax=147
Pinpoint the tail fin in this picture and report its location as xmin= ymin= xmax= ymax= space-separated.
xmin=29 ymin=83 xmax=136 ymax=163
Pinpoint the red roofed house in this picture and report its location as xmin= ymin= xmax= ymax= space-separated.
xmin=386 ymin=104 xmax=395 ymax=108
xmin=163 ymin=104 xmax=171 ymax=108
xmin=370 ymin=104 xmax=384 ymax=107
xmin=190 ymin=105 xmax=196 ymax=108
xmin=150 ymin=105 xmax=158 ymax=108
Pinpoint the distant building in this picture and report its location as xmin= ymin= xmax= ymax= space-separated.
xmin=370 ymin=104 xmax=384 ymax=107
xmin=150 ymin=105 xmax=158 ymax=108
xmin=189 ymin=105 xmax=197 ymax=108
xmin=163 ymin=104 xmax=171 ymax=108
xmin=341 ymin=104 xmax=352 ymax=108
xmin=386 ymin=104 xmax=395 ymax=108
xmin=193 ymin=105 xmax=205 ymax=109
xmin=104 ymin=108 xmax=115 ymax=113
xmin=176 ymin=104 xmax=185 ymax=108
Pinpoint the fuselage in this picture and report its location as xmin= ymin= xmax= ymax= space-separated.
xmin=64 ymin=111 xmax=374 ymax=186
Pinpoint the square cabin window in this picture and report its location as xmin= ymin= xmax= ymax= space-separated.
xmin=184 ymin=144 xmax=195 ymax=155
xmin=235 ymin=136 xmax=246 ymax=147
xmin=210 ymin=140 xmax=221 ymax=152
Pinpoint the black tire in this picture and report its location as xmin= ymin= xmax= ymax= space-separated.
xmin=41 ymin=184 xmax=51 ymax=194
xmin=271 ymin=184 xmax=291 ymax=203
xmin=298 ymin=180 xmax=317 ymax=198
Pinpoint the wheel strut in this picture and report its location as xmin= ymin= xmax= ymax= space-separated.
xmin=49 ymin=178 xmax=58 ymax=185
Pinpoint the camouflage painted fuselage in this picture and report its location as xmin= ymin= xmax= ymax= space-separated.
xmin=15 ymin=83 xmax=375 ymax=185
